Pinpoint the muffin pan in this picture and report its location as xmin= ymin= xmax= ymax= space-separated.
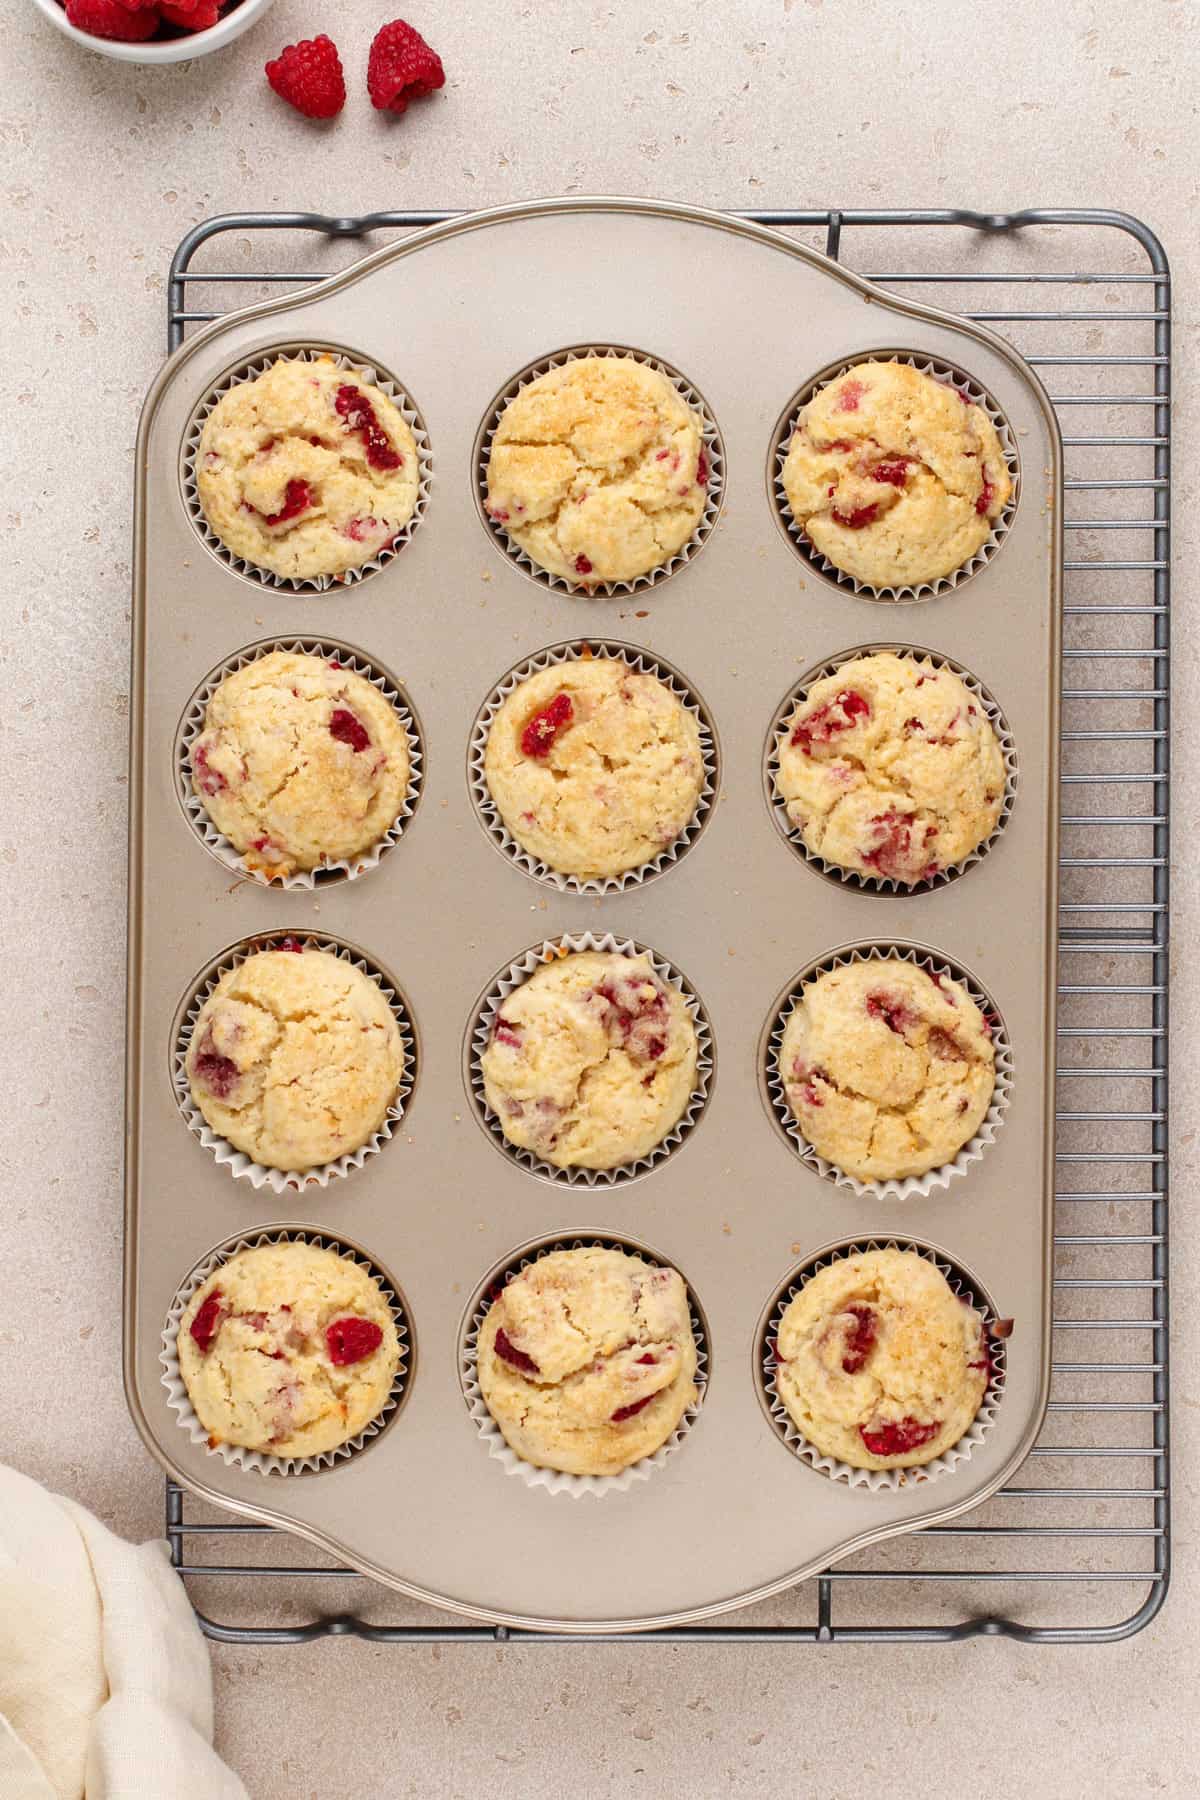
xmin=126 ymin=197 xmax=1061 ymax=1633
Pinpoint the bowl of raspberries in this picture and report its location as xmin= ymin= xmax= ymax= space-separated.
xmin=32 ymin=0 xmax=276 ymax=62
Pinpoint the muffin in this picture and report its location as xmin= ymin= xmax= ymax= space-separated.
xmin=190 ymin=650 xmax=411 ymax=879
xmin=178 ymin=1241 xmax=399 ymax=1458
xmin=778 ymin=958 xmax=995 ymax=1182
xmin=196 ymin=355 xmax=419 ymax=581
xmin=781 ymin=360 xmax=1012 ymax=588
xmin=477 ymin=1247 xmax=699 ymax=1476
xmin=775 ymin=652 xmax=1006 ymax=885
xmin=773 ymin=1247 xmax=992 ymax=1470
xmin=480 ymin=950 xmax=699 ymax=1170
xmin=483 ymin=656 xmax=705 ymax=880
xmin=484 ymin=355 xmax=709 ymax=585
xmin=185 ymin=945 xmax=404 ymax=1171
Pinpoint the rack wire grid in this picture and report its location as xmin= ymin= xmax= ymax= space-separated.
xmin=160 ymin=207 xmax=1170 ymax=1645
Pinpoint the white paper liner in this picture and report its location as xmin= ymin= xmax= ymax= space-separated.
xmin=468 ymin=639 xmax=718 ymax=894
xmin=765 ymin=643 xmax=1018 ymax=894
xmin=173 ymin=932 xmax=417 ymax=1192
xmin=759 ymin=1237 xmax=1006 ymax=1492
xmin=473 ymin=344 xmax=724 ymax=596
xmin=467 ymin=932 xmax=714 ymax=1188
xmin=763 ymin=942 xmax=1013 ymax=1201
xmin=460 ymin=1234 xmax=708 ymax=1498
xmin=181 ymin=344 xmax=433 ymax=593
xmin=175 ymin=636 xmax=424 ymax=891
xmin=160 ymin=1225 xmax=411 ymax=1477
xmin=771 ymin=352 xmax=1020 ymax=602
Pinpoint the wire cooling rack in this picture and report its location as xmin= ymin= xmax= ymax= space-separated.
xmin=160 ymin=208 xmax=1169 ymax=1645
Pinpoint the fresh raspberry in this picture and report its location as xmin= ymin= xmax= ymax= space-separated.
xmin=611 ymin=1395 xmax=654 ymax=1423
xmin=790 ymin=688 xmax=870 ymax=753
xmin=329 ymin=707 xmax=370 ymax=752
xmin=839 ymin=1303 xmax=877 ymax=1375
xmin=264 ymin=478 xmax=312 ymax=526
xmin=860 ymin=1416 xmax=940 ymax=1458
xmin=494 ymin=1327 xmax=539 ymax=1374
xmin=334 ymin=384 xmax=402 ymax=470
xmin=265 ymin=35 xmax=347 ymax=121
xmin=367 ymin=19 xmax=446 ymax=115
xmin=520 ymin=692 xmax=573 ymax=759
xmin=65 ymin=0 xmax=160 ymax=39
xmin=160 ymin=0 xmax=217 ymax=25
xmin=325 ymin=1316 xmax=384 ymax=1365
xmin=189 ymin=1290 xmax=224 ymax=1354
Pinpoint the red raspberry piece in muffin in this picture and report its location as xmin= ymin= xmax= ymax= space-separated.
xmin=520 ymin=692 xmax=574 ymax=759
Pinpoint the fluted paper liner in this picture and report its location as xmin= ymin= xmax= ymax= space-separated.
xmin=474 ymin=344 xmax=724 ymax=595
xmin=176 ymin=636 xmax=424 ymax=891
xmin=460 ymin=1234 xmax=707 ymax=1498
xmin=161 ymin=1225 xmax=411 ymax=1477
xmin=181 ymin=344 xmax=432 ymax=593
xmin=763 ymin=942 xmax=1012 ymax=1201
xmin=771 ymin=352 xmax=1019 ymax=602
xmin=758 ymin=1237 xmax=1005 ymax=1492
xmin=467 ymin=931 xmax=714 ymax=1187
xmin=765 ymin=642 xmax=1018 ymax=894
xmin=173 ymin=932 xmax=416 ymax=1192
xmin=468 ymin=639 xmax=718 ymax=894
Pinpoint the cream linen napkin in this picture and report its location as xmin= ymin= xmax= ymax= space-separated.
xmin=0 ymin=1464 xmax=248 ymax=1800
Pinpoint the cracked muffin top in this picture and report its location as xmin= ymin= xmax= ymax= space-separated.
xmin=480 ymin=950 xmax=699 ymax=1170
xmin=190 ymin=650 xmax=411 ymax=879
xmin=778 ymin=958 xmax=995 ymax=1183
xmin=774 ymin=1247 xmax=992 ymax=1471
xmin=484 ymin=356 xmax=710 ymax=585
xmin=185 ymin=945 xmax=404 ymax=1172
xmin=477 ymin=1247 xmax=699 ymax=1476
xmin=483 ymin=656 xmax=705 ymax=879
xmin=781 ymin=360 xmax=1012 ymax=588
xmin=196 ymin=355 xmax=419 ymax=581
xmin=178 ymin=1241 xmax=399 ymax=1459
xmin=775 ymin=652 xmax=1006 ymax=885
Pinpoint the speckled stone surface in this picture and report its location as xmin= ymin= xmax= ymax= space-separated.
xmin=1 ymin=0 xmax=1195 ymax=1793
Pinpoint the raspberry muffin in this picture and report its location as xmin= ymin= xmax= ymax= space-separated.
xmin=178 ymin=1241 xmax=400 ymax=1459
xmin=775 ymin=652 xmax=1006 ymax=885
xmin=196 ymin=355 xmax=419 ymax=581
xmin=781 ymin=360 xmax=1012 ymax=588
xmin=484 ymin=355 xmax=710 ymax=585
xmin=773 ymin=1247 xmax=992 ymax=1471
xmin=483 ymin=656 xmax=705 ymax=880
xmin=477 ymin=1247 xmax=699 ymax=1476
xmin=190 ymin=650 xmax=411 ymax=879
xmin=185 ymin=945 xmax=404 ymax=1171
xmin=778 ymin=958 xmax=995 ymax=1182
xmin=480 ymin=950 xmax=699 ymax=1170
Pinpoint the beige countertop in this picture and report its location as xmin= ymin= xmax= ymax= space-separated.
xmin=1 ymin=0 xmax=1195 ymax=1792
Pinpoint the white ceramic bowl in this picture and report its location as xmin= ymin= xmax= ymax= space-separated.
xmin=30 ymin=0 xmax=275 ymax=64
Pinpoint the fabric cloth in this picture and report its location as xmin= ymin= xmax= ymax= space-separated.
xmin=0 ymin=1464 xmax=248 ymax=1800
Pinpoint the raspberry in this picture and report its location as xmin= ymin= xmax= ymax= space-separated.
xmin=860 ymin=1417 xmax=940 ymax=1458
xmin=367 ymin=19 xmax=446 ymax=115
xmin=839 ymin=1303 xmax=877 ymax=1375
xmin=520 ymin=692 xmax=573 ymax=758
xmin=790 ymin=688 xmax=870 ymax=753
xmin=696 ymin=446 xmax=710 ymax=484
xmin=492 ymin=1016 xmax=523 ymax=1049
xmin=835 ymin=378 xmax=865 ymax=413
xmin=494 ymin=1327 xmax=539 ymax=1375
xmin=611 ymin=1395 xmax=654 ymax=1422
xmin=329 ymin=707 xmax=371 ymax=752
xmin=65 ymin=0 xmax=160 ymax=39
xmin=831 ymin=502 xmax=879 ymax=530
xmin=325 ymin=1316 xmax=384 ymax=1365
xmin=189 ymin=1290 xmax=223 ymax=1354
xmin=191 ymin=742 xmax=226 ymax=797
xmin=865 ymin=989 xmax=919 ymax=1036
xmin=161 ymin=0 xmax=217 ymax=25
xmin=334 ymin=384 xmax=401 ymax=470
xmin=265 ymin=35 xmax=347 ymax=121
xmin=574 ymin=554 xmax=593 ymax=576
xmin=264 ymin=479 xmax=312 ymax=526
xmin=275 ymin=937 xmax=305 ymax=953
xmin=870 ymin=458 xmax=911 ymax=488
xmin=975 ymin=477 xmax=996 ymax=516
xmin=861 ymin=808 xmax=919 ymax=879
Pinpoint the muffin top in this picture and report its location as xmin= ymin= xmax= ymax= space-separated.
xmin=778 ymin=958 xmax=995 ymax=1183
xmin=483 ymin=656 xmax=705 ymax=879
xmin=178 ymin=1241 xmax=399 ymax=1459
xmin=774 ymin=1247 xmax=992 ymax=1470
xmin=484 ymin=356 xmax=709 ymax=585
xmin=185 ymin=945 xmax=404 ymax=1171
xmin=477 ymin=1247 xmax=698 ymax=1476
xmin=775 ymin=652 xmax=1006 ymax=885
xmin=781 ymin=360 xmax=1011 ymax=588
xmin=196 ymin=355 xmax=419 ymax=581
xmin=190 ymin=650 xmax=411 ymax=878
xmin=480 ymin=950 xmax=699 ymax=1170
